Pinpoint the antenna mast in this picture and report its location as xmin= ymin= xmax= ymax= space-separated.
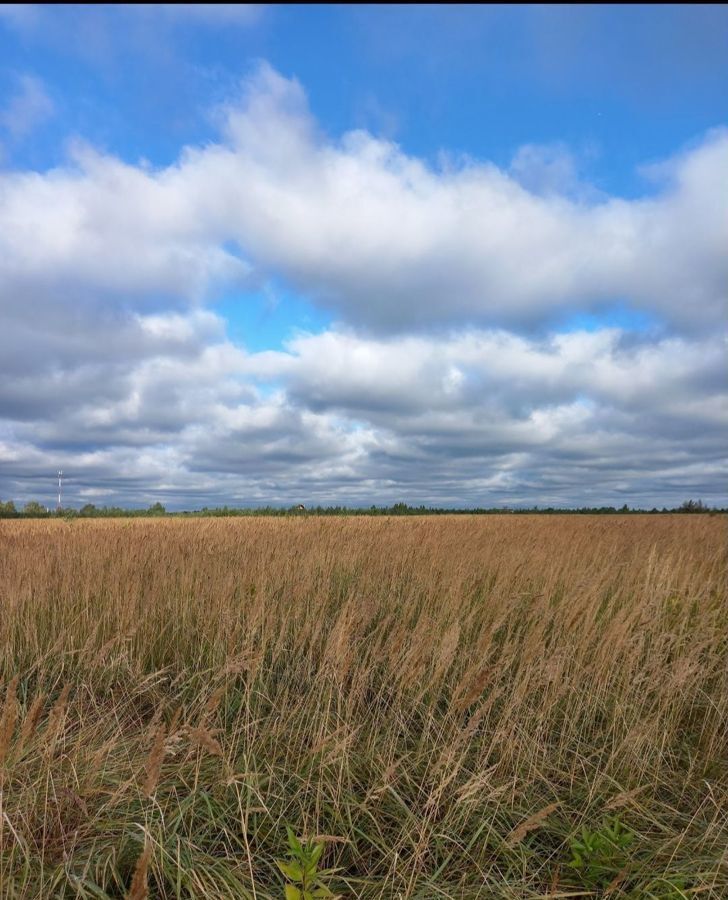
xmin=57 ymin=470 xmax=63 ymax=511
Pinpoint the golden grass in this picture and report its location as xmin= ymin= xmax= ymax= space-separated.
xmin=0 ymin=514 xmax=726 ymax=898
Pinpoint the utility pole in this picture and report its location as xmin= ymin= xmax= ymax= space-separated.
xmin=57 ymin=470 xmax=63 ymax=511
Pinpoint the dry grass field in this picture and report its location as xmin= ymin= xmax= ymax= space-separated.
xmin=0 ymin=515 xmax=726 ymax=899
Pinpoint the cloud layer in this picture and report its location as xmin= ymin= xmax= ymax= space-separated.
xmin=0 ymin=64 xmax=726 ymax=508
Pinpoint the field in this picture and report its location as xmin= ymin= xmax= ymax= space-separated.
xmin=0 ymin=515 xmax=726 ymax=899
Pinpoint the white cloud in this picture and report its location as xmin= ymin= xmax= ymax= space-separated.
xmin=1 ymin=64 xmax=725 ymax=335
xmin=0 ymin=142 xmax=252 ymax=309
xmin=264 ymin=327 xmax=726 ymax=424
xmin=1 ymin=314 xmax=725 ymax=507
xmin=0 ymin=63 xmax=725 ymax=508
xmin=0 ymin=73 xmax=54 ymax=140
xmin=508 ymin=141 xmax=600 ymax=200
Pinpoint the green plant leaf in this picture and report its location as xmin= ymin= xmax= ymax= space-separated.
xmin=310 ymin=842 xmax=324 ymax=867
xmin=287 ymin=826 xmax=303 ymax=856
xmin=285 ymin=886 xmax=302 ymax=900
xmin=277 ymin=860 xmax=304 ymax=881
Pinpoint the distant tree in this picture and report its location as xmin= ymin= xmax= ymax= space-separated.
xmin=679 ymin=499 xmax=707 ymax=513
xmin=0 ymin=499 xmax=17 ymax=517
xmin=147 ymin=502 xmax=166 ymax=515
xmin=23 ymin=500 xmax=48 ymax=516
xmin=80 ymin=503 xmax=98 ymax=517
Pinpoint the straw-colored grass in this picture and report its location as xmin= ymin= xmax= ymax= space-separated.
xmin=0 ymin=515 xmax=726 ymax=898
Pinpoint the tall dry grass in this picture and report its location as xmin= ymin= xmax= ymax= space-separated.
xmin=0 ymin=515 xmax=726 ymax=898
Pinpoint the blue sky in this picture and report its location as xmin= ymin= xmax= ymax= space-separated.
xmin=0 ymin=4 xmax=726 ymax=509
xmin=3 ymin=6 xmax=727 ymax=188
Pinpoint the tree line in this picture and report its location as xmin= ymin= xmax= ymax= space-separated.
xmin=0 ymin=498 xmax=722 ymax=518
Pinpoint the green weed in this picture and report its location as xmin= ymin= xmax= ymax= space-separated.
xmin=567 ymin=816 xmax=635 ymax=890
xmin=276 ymin=827 xmax=340 ymax=899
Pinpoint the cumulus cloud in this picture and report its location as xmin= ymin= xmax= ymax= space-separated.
xmin=508 ymin=142 xmax=602 ymax=201
xmin=0 ymin=141 xmax=252 ymax=313
xmin=0 ymin=63 xmax=725 ymax=508
xmin=1 ymin=319 xmax=725 ymax=508
xmin=273 ymin=328 xmax=727 ymax=423
xmin=216 ymin=68 xmax=728 ymax=332
xmin=1 ymin=63 xmax=725 ymax=335
xmin=0 ymin=73 xmax=54 ymax=140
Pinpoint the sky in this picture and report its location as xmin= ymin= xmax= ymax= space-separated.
xmin=0 ymin=4 xmax=726 ymax=510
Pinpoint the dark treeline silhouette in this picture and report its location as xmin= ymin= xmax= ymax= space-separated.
xmin=0 ymin=498 xmax=723 ymax=519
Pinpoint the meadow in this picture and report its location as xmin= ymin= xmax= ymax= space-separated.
xmin=0 ymin=515 xmax=726 ymax=899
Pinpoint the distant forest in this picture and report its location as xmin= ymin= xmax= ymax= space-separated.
xmin=0 ymin=498 xmax=723 ymax=518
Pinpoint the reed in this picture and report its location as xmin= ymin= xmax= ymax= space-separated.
xmin=0 ymin=514 xmax=726 ymax=897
